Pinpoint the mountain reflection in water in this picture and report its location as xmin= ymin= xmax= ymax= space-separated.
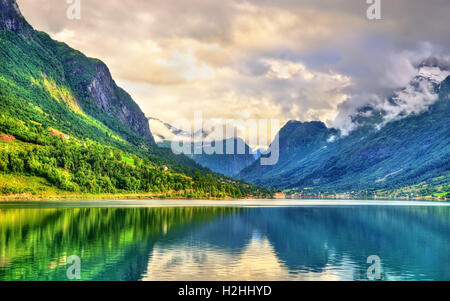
xmin=0 ymin=204 xmax=448 ymax=281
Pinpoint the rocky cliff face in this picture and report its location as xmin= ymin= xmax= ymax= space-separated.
xmin=1 ymin=0 xmax=154 ymax=144
xmin=0 ymin=0 xmax=32 ymax=35
xmin=87 ymin=63 xmax=154 ymax=143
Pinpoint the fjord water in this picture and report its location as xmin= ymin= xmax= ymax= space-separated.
xmin=0 ymin=201 xmax=449 ymax=281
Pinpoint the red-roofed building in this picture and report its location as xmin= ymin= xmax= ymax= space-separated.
xmin=273 ymin=192 xmax=286 ymax=199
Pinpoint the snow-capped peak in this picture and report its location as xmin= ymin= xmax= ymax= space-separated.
xmin=336 ymin=58 xmax=450 ymax=135
xmin=374 ymin=62 xmax=450 ymax=127
xmin=148 ymin=117 xmax=210 ymax=144
xmin=417 ymin=66 xmax=450 ymax=83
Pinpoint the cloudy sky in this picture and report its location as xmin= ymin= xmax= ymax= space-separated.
xmin=16 ymin=0 xmax=450 ymax=134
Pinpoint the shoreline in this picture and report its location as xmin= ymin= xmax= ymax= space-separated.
xmin=0 ymin=192 xmax=447 ymax=203
xmin=0 ymin=192 xmax=235 ymax=202
xmin=0 ymin=199 xmax=449 ymax=209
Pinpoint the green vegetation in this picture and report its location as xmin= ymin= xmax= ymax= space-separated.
xmin=0 ymin=174 xmax=63 ymax=196
xmin=0 ymin=115 xmax=268 ymax=198
xmin=121 ymin=155 xmax=135 ymax=166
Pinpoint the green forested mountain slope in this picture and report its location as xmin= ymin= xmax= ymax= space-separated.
xmin=0 ymin=0 xmax=267 ymax=198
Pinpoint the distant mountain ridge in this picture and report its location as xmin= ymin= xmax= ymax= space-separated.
xmin=149 ymin=117 xmax=256 ymax=176
xmin=190 ymin=138 xmax=257 ymax=177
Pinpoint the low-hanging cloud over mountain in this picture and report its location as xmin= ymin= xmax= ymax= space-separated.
xmin=332 ymin=55 xmax=450 ymax=135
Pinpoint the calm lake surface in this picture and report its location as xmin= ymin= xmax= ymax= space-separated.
xmin=0 ymin=200 xmax=449 ymax=281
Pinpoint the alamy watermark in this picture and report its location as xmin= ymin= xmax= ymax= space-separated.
xmin=366 ymin=0 xmax=382 ymax=20
xmin=66 ymin=255 xmax=81 ymax=280
xmin=61 ymin=253 xmax=379 ymax=281
xmin=66 ymin=0 xmax=81 ymax=20
xmin=170 ymin=112 xmax=280 ymax=166
xmin=366 ymin=255 xmax=382 ymax=280
xmin=66 ymin=1 xmax=381 ymax=21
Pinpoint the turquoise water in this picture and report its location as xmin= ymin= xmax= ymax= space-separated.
xmin=0 ymin=200 xmax=448 ymax=281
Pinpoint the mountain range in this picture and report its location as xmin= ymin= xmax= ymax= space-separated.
xmin=1 ymin=0 xmax=448 ymax=199
xmin=239 ymin=62 xmax=450 ymax=198
xmin=0 ymin=0 xmax=267 ymax=199
xmin=148 ymin=61 xmax=450 ymax=198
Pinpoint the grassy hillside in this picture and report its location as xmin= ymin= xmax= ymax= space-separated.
xmin=0 ymin=114 xmax=268 ymax=199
